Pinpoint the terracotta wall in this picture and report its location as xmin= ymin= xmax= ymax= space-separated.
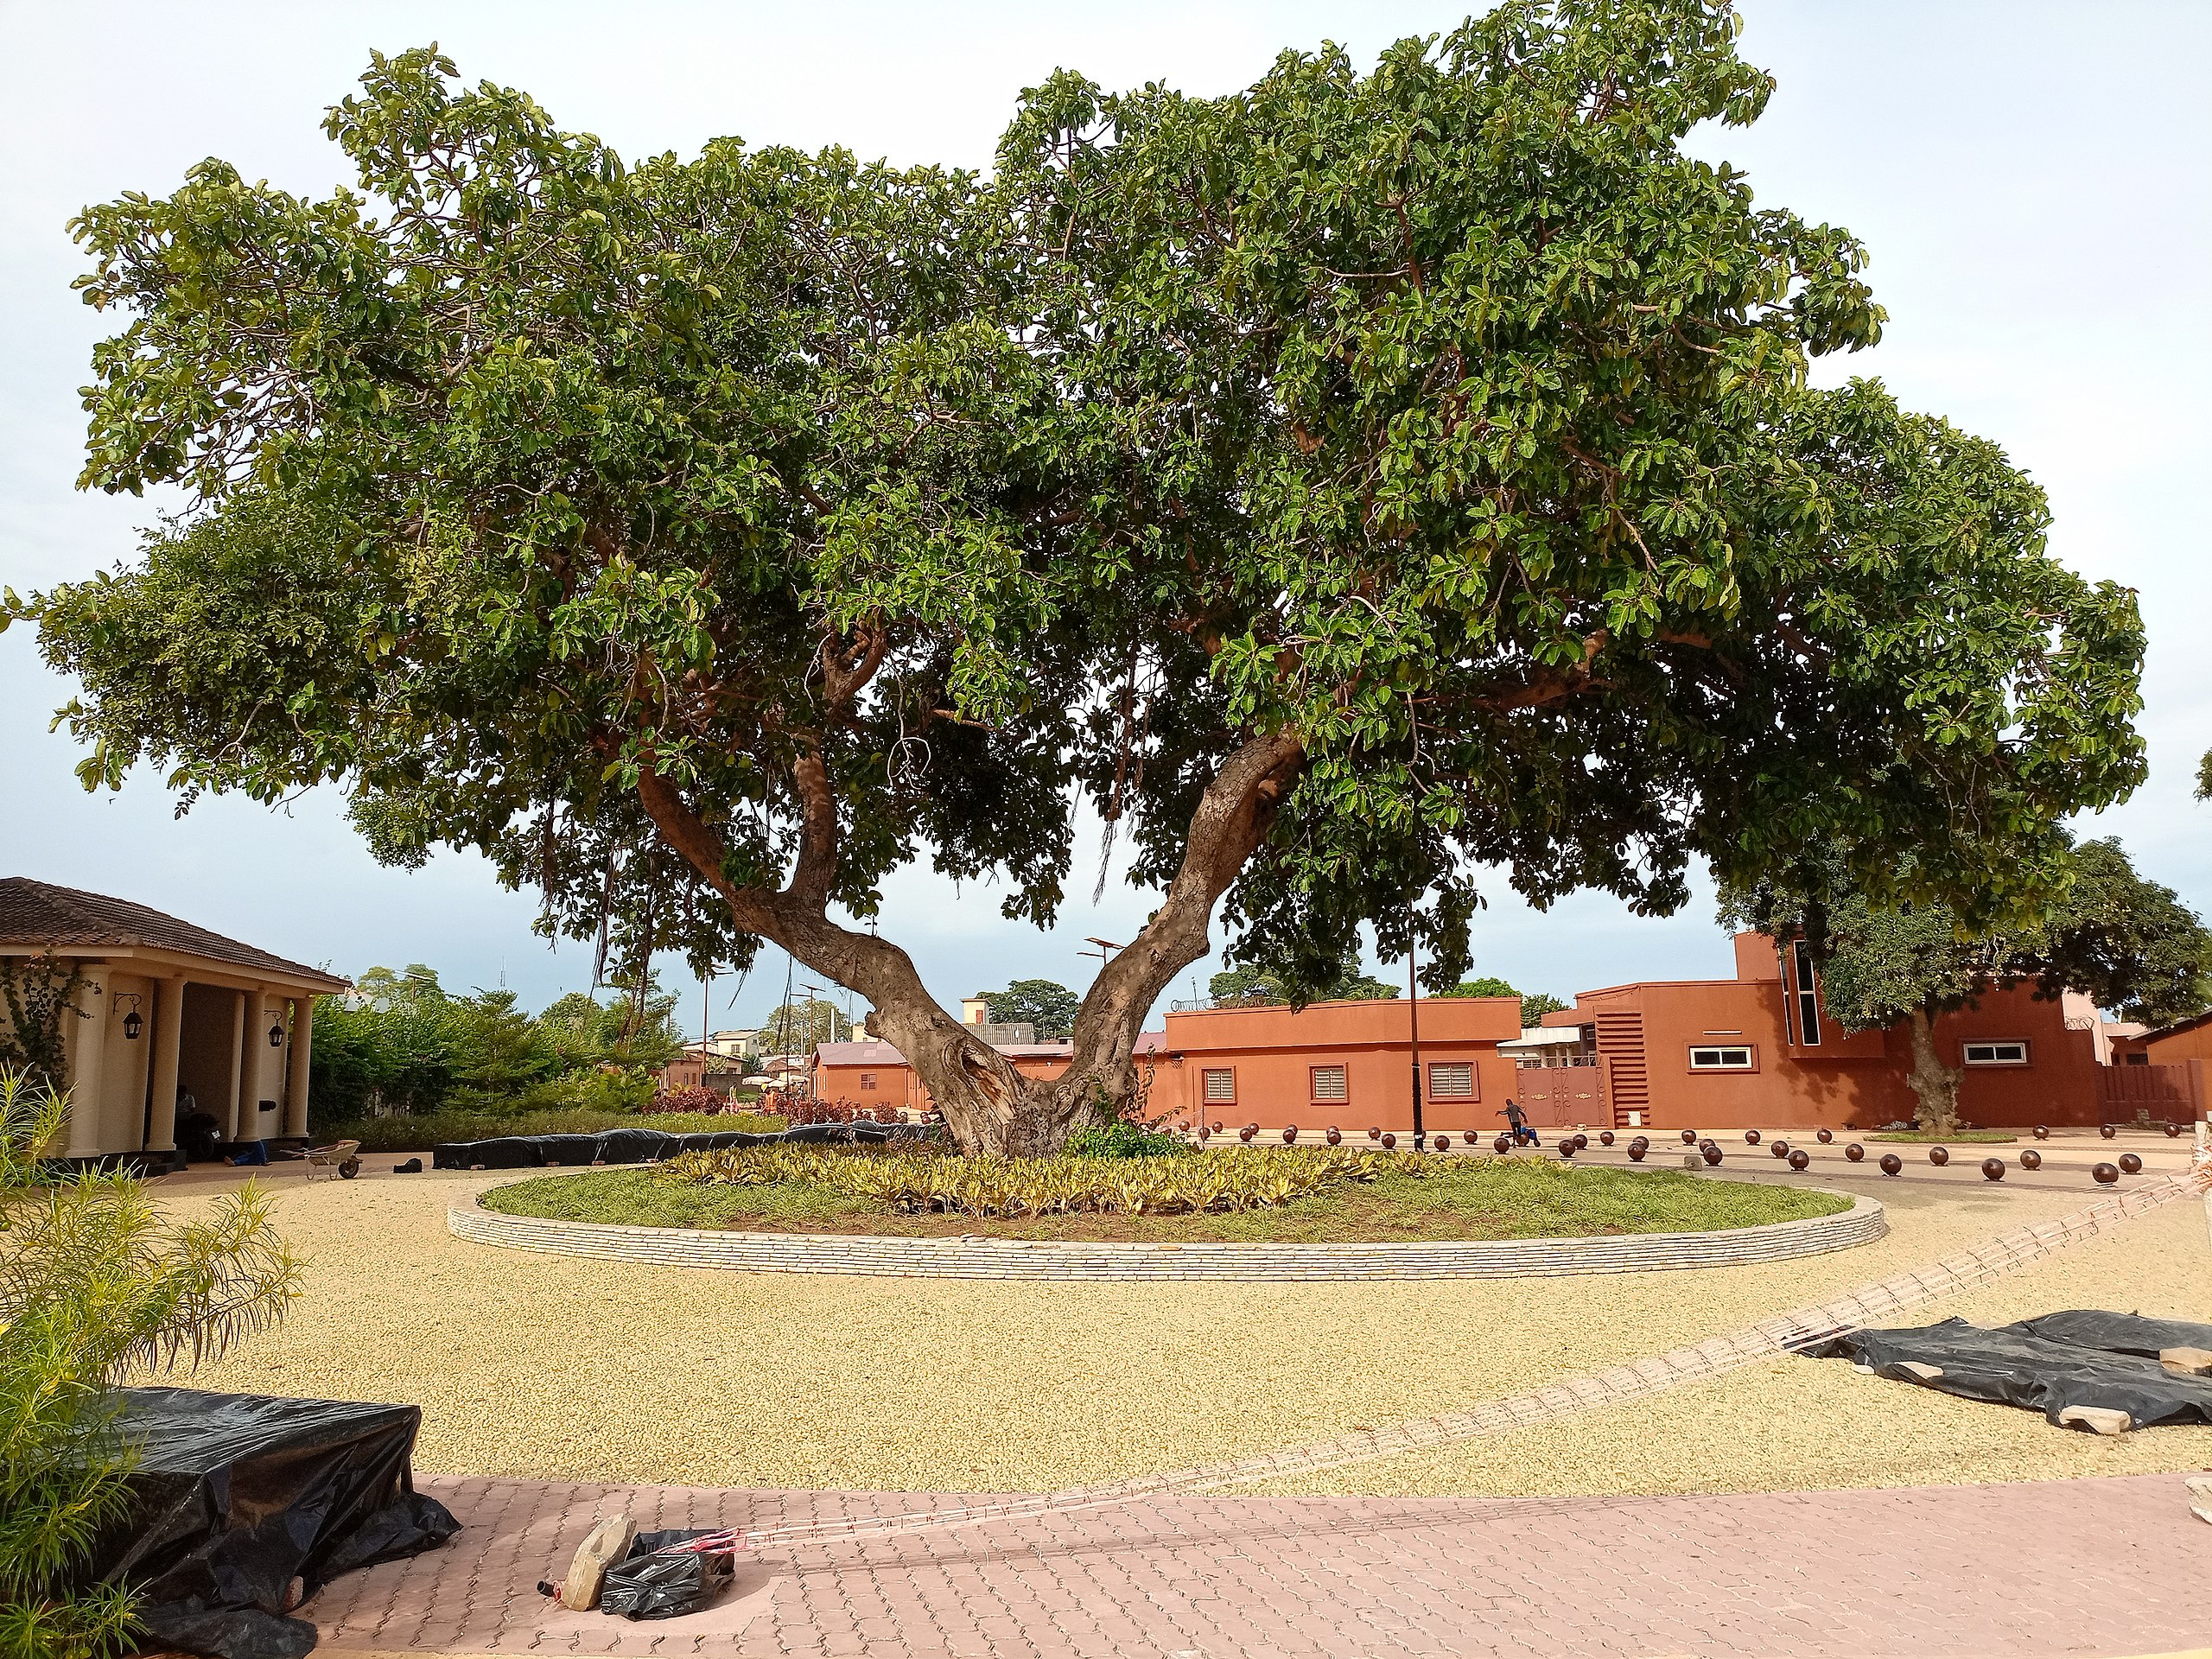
xmin=813 ymin=1052 xmax=1070 ymax=1115
xmin=1141 ymin=995 xmax=1522 ymax=1136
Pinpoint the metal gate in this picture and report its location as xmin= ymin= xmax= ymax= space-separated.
xmin=1511 ymin=1059 xmax=1611 ymax=1128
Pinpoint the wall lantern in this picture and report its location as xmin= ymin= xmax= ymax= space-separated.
xmin=118 ymin=995 xmax=144 ymax=1040
xmin=268 ymin=1020 xmax=285 ymax=1048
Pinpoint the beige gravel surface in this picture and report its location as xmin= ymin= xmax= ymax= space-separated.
xmin=143 ymin=1143 xmax=2207 ymax=1497
xmin=1241 ymin=1188 xmax=2212 ymax=1497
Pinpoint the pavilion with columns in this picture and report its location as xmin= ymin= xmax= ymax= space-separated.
xmin=0 ymin=877 xmax=347 ymax=1166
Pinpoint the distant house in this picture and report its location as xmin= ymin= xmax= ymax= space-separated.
xmin=0 ymin=878 xmax=347 ymax=1164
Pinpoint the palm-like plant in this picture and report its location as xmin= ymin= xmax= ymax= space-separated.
xmin=0 ymin=1069 xmax=299 ymax=1659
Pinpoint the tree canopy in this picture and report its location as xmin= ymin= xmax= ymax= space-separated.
xmin=1719 ymin=836 xmax=2212 ymax=1129
xmin=16 ymin=2 xmax=2147 ymax=1154
xmin=1208 ymin=958 xmax=1398 ymax=1007
xmin=1437 ymin=977 xmax=1567 ymax=1026
xmin=982 ymin=978 xmax=1080 ymax=1039
xmin=758 ymin=997 xmax=851 ymax=1058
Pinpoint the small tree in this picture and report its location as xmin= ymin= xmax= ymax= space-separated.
xmin=21 ymin=8 xmax=2149 ymax=1154
xmin=1209 ymin=957 xmax=1396 ymax=1007
xmin=1721 ymin=837 xmax=2212 ymax=1131
xmin=982 ymin=980 xmax=1078 ymax=1039
xmin=759 ymin=998 xmax=849 ymax=1058
xmin=0 ymin=1070 xmax=298 ymax=1659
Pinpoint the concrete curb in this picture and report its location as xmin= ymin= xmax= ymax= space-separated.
xmin=448 ymin=1184 xmax=1886 ymax=1281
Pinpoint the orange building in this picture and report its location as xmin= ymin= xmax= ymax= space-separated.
xmin=1533 ymin=933 xmax=2154 ymax=1133
xmin=812 ymin=1037 xmax=1076 ymax=1115
xmin=1138 ymin=995 xmax=1523 ymax=1135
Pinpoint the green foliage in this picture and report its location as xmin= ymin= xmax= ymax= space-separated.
xmin=1062 ymin=1119 xmax=1188 ymax=1160
xmin=1519 ymin=992 xmax=1569 ymax=1025
xmin=0 ymin=957 xmax=90 ymax=1091
xmin=1436 ymin=976 xmax=1565 ymax=1025
xmin=0 ymin=1071 xmax=297 ymax=1659
xmin=315 ymin=1105 xmax=782 ymax=1154
xmin=18 ymin=6 xmax=2148 ymax=1133
xmin=981 ymin=979 xmax=1078 ymax=1039
xmin=756 ymin=998 xmax=850 ymax=1058
xmin=309 ymin=968 xmax=681 ymax=1123
xmin=1209 ymin=957 xmax=1398 ymax=1007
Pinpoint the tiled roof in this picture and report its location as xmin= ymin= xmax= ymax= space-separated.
xmin=0 ymin=878 xmax=346 ymax=988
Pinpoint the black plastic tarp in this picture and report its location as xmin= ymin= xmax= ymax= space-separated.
xmin=1808 ymin=1311 xmax=2212 ymax=1429
xmin=85 ymin=1387 xmax=459 ymax=1659
xmin=433 ymin=1119 xmax=935 ymax=1170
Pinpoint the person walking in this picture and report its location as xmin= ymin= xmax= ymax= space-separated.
xmin=1497 ymin=1099 xmax=1540 ymax=1147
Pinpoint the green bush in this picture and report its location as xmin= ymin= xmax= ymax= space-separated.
xmin=1063 ymin=1120 xmax=1189 ymax=1160
xmin=0 ymin=1069 xmax=297 ymax=1659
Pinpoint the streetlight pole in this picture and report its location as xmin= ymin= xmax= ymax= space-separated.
xmin=1408 ymin=925 xmax=1426 ymax=1150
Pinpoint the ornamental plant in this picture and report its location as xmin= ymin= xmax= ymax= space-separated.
xmin=16 ymin=3 xmax=2145 ymax=1156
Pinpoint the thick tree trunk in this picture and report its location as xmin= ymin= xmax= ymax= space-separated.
xmin=635 ymin=728 xmax=1305 ymax=1156
xmin=1905 ymin=1006 xmax=1962 ymax=1135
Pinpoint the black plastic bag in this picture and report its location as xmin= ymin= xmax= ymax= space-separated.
xmin=599 ymin=1529 xmax=735 ymax=1620
xmin=84 ymin=1388 xmax=460 ymax=1659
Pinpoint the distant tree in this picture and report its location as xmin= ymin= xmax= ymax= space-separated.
xmin=20 ymin=11 xmax=2148 ymax=1155
xmin=1210 ymin=957 xmax=1396 ymax=1007
xmin=1720 ymin=836 xmax=2212 ymax=1132
xmin=983 ymin=980 xmax=1079 ymax=1039
xmin=445 ymin=989 xmax=556 ymax=1103
xmin=760 ymin=998 xmax=850 ymax=1058
xmin=1519 ymin=992 xmax=1570 ymax=1027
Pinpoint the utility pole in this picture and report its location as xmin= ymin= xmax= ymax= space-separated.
xmin=1408 ymin=925 xmax=1426 ymax=1150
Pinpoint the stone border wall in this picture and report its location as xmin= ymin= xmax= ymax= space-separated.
xmin=448 ymin=1185 xmax=1885 ymax=1281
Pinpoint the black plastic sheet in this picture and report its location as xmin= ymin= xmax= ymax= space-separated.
xmin=86 ymin=1388 xmax=459 ymax=1659
xmin=1808 ymin=1311 xmax=2212 ymax=1429
xmin=433 ymin=1119 xmax=935 ymax=1170
xmin=598 ymin=1529 xmax=736 ymax=1620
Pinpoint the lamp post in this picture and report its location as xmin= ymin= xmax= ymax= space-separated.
xmin=1408 ymin=925 xmax=1425 ymax=1150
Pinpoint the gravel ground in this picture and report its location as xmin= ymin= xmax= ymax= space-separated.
xmin=140 ymin=1136 xmax=2208 ymax=1497
xmin=1239 ymin=1189 xmax=2212 ymax=1497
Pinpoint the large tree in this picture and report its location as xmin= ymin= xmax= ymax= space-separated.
xmin=982 ymin=979 xmax=1080 ymax=1039
xmin=1720 ymin=836 xmax=2212 ymax=1131
xmin=16 ymin=4 xmax=2146 ymax=1154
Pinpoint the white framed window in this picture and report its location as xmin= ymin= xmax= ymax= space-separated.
xmin=1309 ymin=1064 xmax=1348 ymax=1103
xmin=1427 ymin=1061 xmax=1475 ymax=1099
xmin=1688 ymin=1045 xmax=1755 ymax=1071
xmin=1202 ymin=1067 xmax=1237 ymax=1103
xmin=1962 ymin=1040 xmax=2029 ymax=1066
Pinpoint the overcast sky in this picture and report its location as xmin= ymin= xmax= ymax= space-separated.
xmin=3 ymin=0 xmax=2207 ymax=1037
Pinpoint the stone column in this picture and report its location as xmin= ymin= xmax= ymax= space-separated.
xmin=146 ymin=976 xmax=187 ymax=1154
xmin=283 ymin=996 xmax=314 ymax=1138
xmin=65 ymin=966 xmax=111 ymax=1158
xmin=225 ymin=988 xmax=248 ymax=1141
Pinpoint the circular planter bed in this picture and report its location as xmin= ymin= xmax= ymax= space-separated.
xmin=453 ymin=1158 xmax=1885 ymax=1281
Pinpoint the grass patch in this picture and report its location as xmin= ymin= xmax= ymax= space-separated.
xmin=314 ymin=1107 xmax=785 ymax=1153
xmin=1864 ymin=1129 xmax=2018 ymax=1144
xmin=482 ymin=1152 xmax=1850 ymax=1243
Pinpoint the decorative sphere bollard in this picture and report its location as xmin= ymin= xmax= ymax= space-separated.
xmin=2033 ymin=1125 xmax=2050 ymax=1140
xmin=1325 ymin=1127 xmax=1342 ymax=1147
xmin=2093 ymin=1161 xmax=2120 ymax=1185
xmin=1980 ymin=1157 xmax=2006 ymax=1181
xmin=1239 ymin=1124 xmax=1257 ymax=1142
xmin=1283 ymin=1125 xmax=1300 ymax=1144
xmin=1815 ymin=1128 xmax=1834 ymax=1144
xmin=1599 ymin=1130 xmax=1615 ymax=1147
xmin=1369 ymin=1127 xmax=1382 ymax=1141
xmin=2118 ymin=1152 xmax=2143 ymax=1174
xmin=1878 ymin=1154 xmax=1904 ymax=1176
xmin=1745 ymin=1128 xmax=1762 ymax=1145
xmin=1464 ymin=1129 xmax=1479 ymax=1146
xmin=2019 ymin=1147 xmax=2042 ymax=1169
xmin=2099 ymin=1124 xmax=2117 ymax=1139
xmin=1789 ymin=1149 xmax=1811 ymax=1171
xmin=1560 ymin=1140 xmax=1578 ymax=1159
xmin=1845 ymin=1142 xmax=1866 ymax=1162
xmin=1701 ymin=1145 xmax=1725 ymax=1166
xmin=1433 ymin=1138 xmax=1451 ymax=1154
xmin=1681 ymin=1128 xmax=1698 ymax=1144
xmin=1381 ymin=1132 xmax=1396 ymax=1149
xmin=1628 ymin=1137 xmax=1649 ymax=1161
xmin=2164 ymin=1121 xmax=2182 ymax=1138
xmin=1494 ymin=1134 xmax=1513 ymax=1154
xmin=1770 ymin=1140 xmax=1790 ymax=1159
xmin=1928 ymin=1146 xmax=1949 ymax=1166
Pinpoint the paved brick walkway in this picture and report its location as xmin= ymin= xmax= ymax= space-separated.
xmin=315 ymin=1471 xmax=2212 ymax=1657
